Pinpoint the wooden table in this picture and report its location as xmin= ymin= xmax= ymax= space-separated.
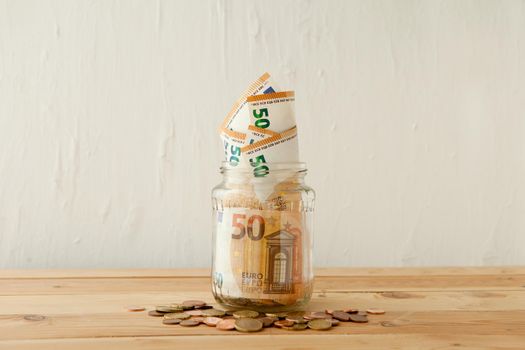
xmin=1 ymin=267 xmax=524 ymax=349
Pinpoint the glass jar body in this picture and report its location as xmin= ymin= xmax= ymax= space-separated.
xmin=211 ymin=163 xmax=315 ymax=312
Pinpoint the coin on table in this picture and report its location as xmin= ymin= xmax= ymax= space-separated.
xmin=202 ymin=309 xmax=226 ymax=317
xmin=233 ymin=310 xmax=259 ymax=319
xmin=148 ymin=310 xmax=165 ymax=317
xmin=283 ymin=323 xmax=308 ymax=331
xmin=195 ymin=304 xmax=213 ymax=310
xmin=367 ymin=308 xmax=385 ymax=315
xmin=274 ymin=320 xmax=295 ymax=328
xmin=257 ymin=316 xmax=276 ymax=327
xmin=344 ymin=308 xmax=359 ymax=314
xmin=180 ymin=319 xmax=200 ymax=327
xmin=304 ymin=311 xmax=331 ymax=320
xmin=216 ymin=318 xmax=236 ymax=330
xmin=162 ymin=318 xmax=182 ymax=325
xmin=203 ymin=317 xmax=222 ymax=327
xmin=164 ymin=312 xmax=190 ymax=320
xmin=234 ymin=318 xmax=263 ymax=332
xmin=169 ymin=303 xmax=194 ymax=310
xmin=186 ymin=310 xmax=203 ymax=316
xmin=126 ymin=305 xmax=145 ymax=312
xmin=265 ymin=312 xmax=288 ymax=319
xmin=286 ymin=315 xmax=307 ymax=324
xmin=332 ymin=311 xmax=351 ymax=321
xmin=156 ymin=305 xmax=182 ymax=313
xmin=307 ymin=319 xmax=332 ymax=330
xmin=349 ymin=314 xmax=369 ymax=323
xmin=182 ymin=300 xmax=206 ymax=308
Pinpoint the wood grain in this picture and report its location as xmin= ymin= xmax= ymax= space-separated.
xmin=0 ymin=268 xmax=524 ymax=349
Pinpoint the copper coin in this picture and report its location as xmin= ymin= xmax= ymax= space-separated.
xmin=186 ymin=310 xmax=203 ymax=316
xmin=216 ymin=318 xmax=236 ymax=330
xmin=126 ymin=305 xmax=145 ymax=312
xmin=274 ymin=320 xmax=295 ymax=328
xmin=349 ymin=314 xmax=369 ymax=323
xmin=203 ymin=317 xmax=222 ymax=326
xmin=162 ymin=318 xmax=181 ymax=325
xmin=195 ymin=304 xmax=213 ymax=310
xmin=257 ymin=316 xmax=276 ymax=327
xmin=180 ymin=319 xmax=200 ymax=327
xmin=325 ymin=309 xmax=334 ymax=315
xmin=148 ymin=310 xmax=165 ymax=317
xmin=344 ymin=308 xmax=359 ymax=314
xmin=332 ymin=311 xmax=351 ymax=321
xmin=192 ymin=317 xmax=205 ymax=323
xmin=182 ymin=300 xmax=206 ymax=307
xmin=367 ymin=308 xmax=385 ymax=315
xmin=286 ymin=315 xmax=307 ymax=324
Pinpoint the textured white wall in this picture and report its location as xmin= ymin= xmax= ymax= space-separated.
xmin=1 ymin=0 xmax=524 ymax=268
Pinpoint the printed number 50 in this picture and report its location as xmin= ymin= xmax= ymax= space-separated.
xmin=231 ymin=214 xmax=265 ymax=241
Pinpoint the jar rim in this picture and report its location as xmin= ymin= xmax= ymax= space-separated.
xmin=220 ymin=161 xmax=307 ymax=174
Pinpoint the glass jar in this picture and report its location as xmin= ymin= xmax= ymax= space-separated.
xmin=211 ymin=162 xmax=315 ymax=312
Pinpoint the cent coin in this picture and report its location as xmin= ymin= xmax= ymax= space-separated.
xmin=216 ymin=318 xmax=236 ymax=330
xmin=180 ymin=319 xmax=200 ymax=327
xmin=233 ymin=310 xmax=259 ymax=319
xmin=234 ymin=318 xmax=263 ymax=332
xmin=307 ymin=319 xmax=332 ymax=330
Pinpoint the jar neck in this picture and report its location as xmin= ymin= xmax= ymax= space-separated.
xmin=220 ymin=162 xmax=307 ymax=184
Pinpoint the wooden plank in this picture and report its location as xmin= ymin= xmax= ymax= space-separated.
xmin=0 ymin=290 xmax=524 ymax=315
xmin=2 ymin=334 xmax=525 ymax=350
xmin=1 ymin=267 xmax=524 ymax=279
xmin=1 ymin=273 xmax=524 ymax=296
xmin=0 ymin=310 xmax=523 ymax=340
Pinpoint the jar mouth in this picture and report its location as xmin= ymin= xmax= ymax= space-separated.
xmin=220 ymin=161 xmax=307 ymax=174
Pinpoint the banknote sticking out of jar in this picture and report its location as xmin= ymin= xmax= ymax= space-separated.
xmin=211 ymin=162 xmax=315 ymax=312
xmin=213 ymin=73 xmax=314 ymax=311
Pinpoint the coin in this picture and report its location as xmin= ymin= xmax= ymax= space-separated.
xmin=274 ymin=320 xmax=294 ymax=328
xmin=332 ymin=311 xmax=351 ymax=321
xmin=234 ymin=318 xmax=263 ymax=332
xmin=344 ymin=308 xmax=359 ymax=314
xmin=283 ymin=323 xmax=308 ymax=331
xmin=169 ymin=303 xmax=194 ymax=311
xmin=162 ymin=318 xmax=181 ymax=325
xmin=195 ymin=304 xmax=213 ymax=310
xmin=203 ymin=317 xmax=223 ymax=326
xmin=180 ymin=319 xmax=200 ymax=327
xmin=330 ymin=319 xmax=340 ymax=326
xmin=265 ymin=312 xmax=287 ymax=319
xmin=148 ymin=310 xmax=165 ymax=317
xmin=202 ymin=309 xmax=226 ymax=317
xmin=186 ymin=310 xmax=203 ymax=316
xmin=164 ymin=312 xmax=190 ymax=320
xmin=216 ymin=318 xmax=236 ymax=330
xmin=257 ymin=316 xmax=276 ymax=327
xmin=367 ymin=308 xmax=385 ymax=315
xmin=349 ymin=314 xmax=369 ymax=323
xmin=126 ymin=305 xmax=145 ymax=312
xmin=325 ymin=309 xmax=334 ymax=315
xmin=304 ymin=311 xmax=331 ymax=320
xmin=182 ymin=300 xmax=206 ymax=307
xmin=307 ymin=319 xmax=332 ymax=330
xmin=156 ymin=305 xmax=182 ymax=313
xmin=286 ymin=315 xmax=307 ymax=324
xmin=233 ymin=310 xmax=259 ymax=319
xmin=192 ymin=317 xmax=205 ymax=323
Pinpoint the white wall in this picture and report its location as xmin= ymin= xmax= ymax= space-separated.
xmin=1 ymin=0 xmax=524 ymax=268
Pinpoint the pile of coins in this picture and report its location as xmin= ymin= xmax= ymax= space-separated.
xmin=131 ymin=300 xmax=386 ymax=333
